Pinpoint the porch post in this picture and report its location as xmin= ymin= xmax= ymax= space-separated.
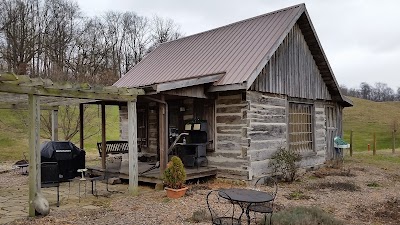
xmin=51 ymin=109 xmax=58 ymax=141
xmin=79 ymin=103 xmax=84 ymax=149
xmin=128 ymin=100 xmax=138 ymax=195
xmin=159 ymin=95 xmax=168 ymax=176
xmin=101 ymin=102 xmax=106 ymax=169
xmin=28 ymin=94 xmax=42 ymax=216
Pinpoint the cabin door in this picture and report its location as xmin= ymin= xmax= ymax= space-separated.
xmin=325 ymin=106 xmax=337 ymax=160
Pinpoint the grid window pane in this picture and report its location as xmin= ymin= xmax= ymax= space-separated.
xmin=289 ymin=103 xmax=313 ymax=152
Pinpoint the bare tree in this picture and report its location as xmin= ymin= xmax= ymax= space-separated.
xmin=148 ymin=15 xmax=182 ymax=52
xmin=0 ymin=0 xmax=38 ymax=74
xmin=41 ymin=105 xmax=101 ymax=141
xmin=0 ymin=0 xmax=183 ymax=83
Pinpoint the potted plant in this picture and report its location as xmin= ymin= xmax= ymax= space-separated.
xmin=163 ymin=156 xmax=188 ymax=198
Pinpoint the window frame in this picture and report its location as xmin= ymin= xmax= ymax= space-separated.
xmin=287 ymin=102 xmax=315 ymax=153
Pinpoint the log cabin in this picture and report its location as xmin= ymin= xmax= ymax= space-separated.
xmin=114 ymin=3 xmax=352 ymax=180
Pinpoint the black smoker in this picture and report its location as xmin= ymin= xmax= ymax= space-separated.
xmin=41 ymin=141 xmax=85 ymax=181
xmin=180 ymin=120 xmax=208 ymax=168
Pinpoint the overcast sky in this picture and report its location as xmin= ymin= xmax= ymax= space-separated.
xmin=77 ymin=0 xmax=400 ymax=90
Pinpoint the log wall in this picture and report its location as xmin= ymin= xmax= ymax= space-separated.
xmin=246 ymin=91 xmax=287 ymax=178
xmin=208 ymin=91 xmax=249 ymax=179
xmin=250 ymin=23 xmax=331 ymax=100
xmin=246 ymin=91 xmax=330 ymax=178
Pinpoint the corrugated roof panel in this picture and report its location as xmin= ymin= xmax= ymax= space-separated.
xmin=229 ymin=8 xmax=300 ymax=84
xmin=114 ymin=4 xmax=305 ymax=88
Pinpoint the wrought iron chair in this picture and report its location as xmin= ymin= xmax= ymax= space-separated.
xmin=248 ymin=176 xmax=278 ymax=225
xmin=206 ymin=190 xmax=241 ymax=225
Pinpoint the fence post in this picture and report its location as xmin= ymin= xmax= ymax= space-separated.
xmin=350 ymin=130 xmax=353 ymax=157
xmin=392 ymin=131 xmax=396 ymax=154
xmin=373 ymin=132 xmax=376 ymax=156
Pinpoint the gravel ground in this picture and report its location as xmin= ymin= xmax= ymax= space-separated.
xmin=2 ymin=159 xmax=400 ymax=225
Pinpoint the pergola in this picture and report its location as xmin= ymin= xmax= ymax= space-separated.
xmin=0 ymin=73 xmax=144 ymax=216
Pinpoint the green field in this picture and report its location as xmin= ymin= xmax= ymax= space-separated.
xmin=343 ymin=97 xmax=400 ymax=152
xmin=0 ymin=105 xmax=120 ymax=162
xmin=1 ymin=96 xmax=400 ymax=162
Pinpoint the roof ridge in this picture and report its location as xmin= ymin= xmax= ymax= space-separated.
xmin=159 ymin=3 xmax=305 ymax=46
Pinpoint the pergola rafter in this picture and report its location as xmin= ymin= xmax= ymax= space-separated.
xmin=0 ymin=73 xmax=143 ymax=216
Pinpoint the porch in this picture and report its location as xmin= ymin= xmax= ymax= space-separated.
xmin=88 ymin=161 xmax=217 ymax=184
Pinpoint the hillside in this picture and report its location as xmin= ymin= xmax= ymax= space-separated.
xmin=0 ymin=106 xmax=120 ymax=162
xmin=1 ymin=97 xmax=399 ymax=161
xmin=343 ymin=97 xmax=400 ymax=151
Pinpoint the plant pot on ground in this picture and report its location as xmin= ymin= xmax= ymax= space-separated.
xmin=163 ymin=156 xmax=188 ymax=198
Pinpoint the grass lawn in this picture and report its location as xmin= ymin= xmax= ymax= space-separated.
xmin=0 ymin=105 xmax=120 ymax=162
xmin=343 ymin=97 xmax=400 ymax=152
xmin=345 ymin=148 xmax=400 ymax=170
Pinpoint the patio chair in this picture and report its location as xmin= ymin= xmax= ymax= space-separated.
xmin=41 ymin=162 xmax=60 ymax=207
xmin=89 ymin=166 xmax=122 ymax=197
xmin=206 ymin=190 xmax=241 ymax=225
xmin=248 ymin=176 xmax=278 ymax=225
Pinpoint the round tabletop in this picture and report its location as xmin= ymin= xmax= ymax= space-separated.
xmin=219 ymin=188 xmax=273 ymax=203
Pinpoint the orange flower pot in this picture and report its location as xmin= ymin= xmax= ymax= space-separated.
xmin=165 ymin=187 xmax=188 ymax=199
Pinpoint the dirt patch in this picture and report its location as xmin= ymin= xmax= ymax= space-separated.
xmin=284 ymin=190 xmax=312 ymax=200
xmin=354 ymin=198 xmax=400 ymax=225
xmin=3 ymin=157 xmax=400 ymax=225
xmin=313 ymin=167 xmax=356 ymax=178
xmin=308 ymin=181 xmax=361 ymax=192
xmin=374 ymin=198 xmax=400 ymax=224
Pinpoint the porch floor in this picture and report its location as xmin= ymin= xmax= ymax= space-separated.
xmin=87 ymin=161 xmax=217 ymax=184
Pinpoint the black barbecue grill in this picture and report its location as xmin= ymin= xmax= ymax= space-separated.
xmin=41 ymin=141 xmax=85 ymax=181
xmin=180 ymin=120 xmax=208 ymax=168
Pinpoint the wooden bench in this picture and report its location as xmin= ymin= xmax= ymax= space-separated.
xmin=97 ymin=141 xmax=129 ymax=157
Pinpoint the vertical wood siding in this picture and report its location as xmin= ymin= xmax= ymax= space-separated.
xmin=120 ymin=106 xmax=159 ymax=154
xmin=251 ymin=23 xmax=331 ymax=100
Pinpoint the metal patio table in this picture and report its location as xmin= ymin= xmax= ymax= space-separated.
xmin=219 ymin=188 xmax=273 ymax=225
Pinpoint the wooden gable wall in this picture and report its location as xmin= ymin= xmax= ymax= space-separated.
xmin=250 ymin=23 xmax=331 ymax=100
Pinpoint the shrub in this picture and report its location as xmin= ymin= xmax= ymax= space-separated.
xmin=269 ymin=146 xmax=302 ymax=182
xmin=272 ymin=206 xmax=344 ymax=225
xmin=285 ymin=190 xmax=311 ymax=200
xmin=163 ymin=156 xmax=186 ymax=189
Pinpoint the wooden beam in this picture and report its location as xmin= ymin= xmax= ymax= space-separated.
xmin=79 ymin=104 xmax=84 ymax=149
xmin=127 ymin=101 xmax=138 ymax=195
xmin=159 ymin=95 xmax=167 ymax=176
xmin=28 ymin=94 xmax=42 ymax=216
xmin=0 ymin=103 xmax=58 ymax=110
xmin=101 ymin=102 xmax=106 ymax=169
xmin=0 ymin=82 xmax=142 ymax=101
xmin=51 ymin=109 xmax=58 ymax=141
xmin=0 ymin=73 xmax=18 ymax=81
xmin=155 ymin=73 xmax=224 ymax=92
xmin=207 ymin=83 xmax=247 ymax=92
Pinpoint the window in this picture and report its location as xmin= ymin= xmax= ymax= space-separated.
xmin=288 ymin=103 xmax=313 ymax=152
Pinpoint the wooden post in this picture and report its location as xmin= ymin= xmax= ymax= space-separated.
xmin=79 ymin=103 xmax=84 ymax=149
xmin=51 ymin=109 xmax=58 ymax=141
xmin=373 ymin=132 xmax=376 ymax=156
xmin=101 ymin=102 xmax=106 ymax=169
xmin=159 ymin=95 xmax=167 ymax=177
xmin=392 ymin=130 xmax=396 ymax=154
xmin=28 ymin=94 xmax=42 ymax=216
xmin=128 ymin=101 xmax=138 ymax=195
xmin=350 ymin=130 xmax=353 ymax=157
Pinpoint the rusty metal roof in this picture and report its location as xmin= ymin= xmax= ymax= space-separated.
xmin=114 ymin=4 xmax=305 ymax=88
